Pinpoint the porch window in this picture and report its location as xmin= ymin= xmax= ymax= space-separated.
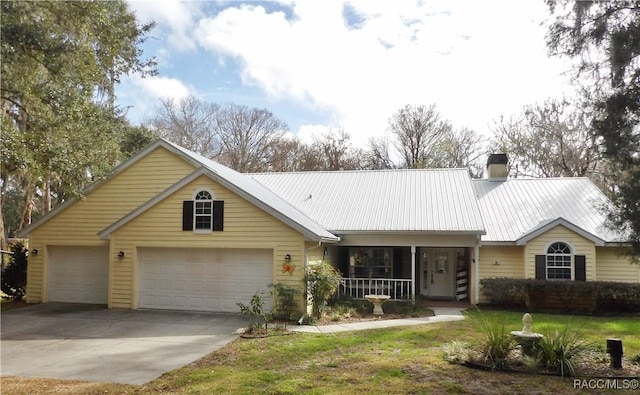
xmin=349 ymin=248 xmax=393 ymax=278
xmin=546 ymin=242 xmax=572 ymax=280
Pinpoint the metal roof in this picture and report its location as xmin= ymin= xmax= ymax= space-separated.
xmin=251 ymin=169 xmax=486 ymax=234
xmin=472 ymin=178 xmax=622 ymax=243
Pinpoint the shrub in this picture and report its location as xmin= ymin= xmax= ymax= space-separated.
xmin=304 ymin=262 xmax=342 ymax=318
xmin=1 ymin=242 xmax=28 ymax=301
xmin=534 ymin=326 xmax=593 ymax=377
xmin=469 ymin=313 xmax=517 ymax=367
xmin=480 ymin=278 xmax=526 ymax=308
xmin=237 ymin=293 xmax=268 ymax=333
xmin=269 ymin=283 xmax=299 ymax=326
xmin=480 ymin=278 xmax=640 ymax=314
xmin=384 ymin=299 xmax=432 ymax=316
xmin=443 ymin=340 xmax=471 ymax=364
xmin=326 ymin=304 xmax=358 ymax=321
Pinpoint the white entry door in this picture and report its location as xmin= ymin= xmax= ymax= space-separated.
xmin=428 ymin=249 xmax=454 ymax=298
xmin=419 ymin=248 xmax=456 ymax=299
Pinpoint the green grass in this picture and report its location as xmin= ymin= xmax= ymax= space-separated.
xmin=2 ymin=309 xmax=639 ymax=394
xmin=464 ymin=310 xmax=640 ymax=355
xmin=132 ymin=310 xmax=639 ymax=394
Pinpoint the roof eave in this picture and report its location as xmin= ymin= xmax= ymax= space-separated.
xmin=516 ymin=217 xmax=606 ymax=247
xmin=333 ymin=229 xmax=486 ymax=235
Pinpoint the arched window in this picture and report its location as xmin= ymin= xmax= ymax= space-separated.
xmin=194 ymin=190 xmax=213 ymax=231
xmin=546 ymin=242 xmax=572 ymax=280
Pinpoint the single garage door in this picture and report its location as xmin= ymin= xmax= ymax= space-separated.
xmin=48 ymin=246 xmax=109 ymax=304
xmin=138 ymin=248 xmax=273 ymax=312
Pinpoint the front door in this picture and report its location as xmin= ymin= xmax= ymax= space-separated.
xmin=419 ymin=248 xmax=455 ymax=299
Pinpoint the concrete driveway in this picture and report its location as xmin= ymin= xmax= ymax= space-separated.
xmin=1 ymin=303 xmax=248 ymax=385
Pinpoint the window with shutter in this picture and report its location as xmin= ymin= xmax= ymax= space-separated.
xmin=183 ymin=190 xmax=224 ymax=233
xmin=546 ymin=242 xmax=572 ymax=280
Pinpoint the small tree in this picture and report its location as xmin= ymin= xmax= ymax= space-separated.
xmin=269 ymin=283 xmax=299 ymax=329
xmin=237 ymin=293 xmax=268 ymax=333
xmin=304 ymin=262 xmax=342 ymax=319
xmin=1 ymin=241 xmax=28 ymax=300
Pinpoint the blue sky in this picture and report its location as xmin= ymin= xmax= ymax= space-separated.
xmin=119 ymin=0 xmax=573 ymax=146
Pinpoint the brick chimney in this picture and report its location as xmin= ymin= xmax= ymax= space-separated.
xmin=486 ymin=154 xmax=508 ymax=179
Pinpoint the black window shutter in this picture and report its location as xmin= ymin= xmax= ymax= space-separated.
xmin=535 ymin=255 xmax=546 ymax=280
xmin=182 ymin=201 xmax=194 ymax=231
xmin=213 ymin=200 xmax=224 ymax=231
xmin=575 ymin=255 xmax=586 ymax=281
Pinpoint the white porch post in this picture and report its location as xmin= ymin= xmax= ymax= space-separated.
xmin=411 ymin=245 xmax=416 ymax=301
xmin=474 ymin=237 xmax=480 ymax=304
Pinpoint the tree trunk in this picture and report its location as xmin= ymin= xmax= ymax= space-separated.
xmin=19 ymin=185 xmax=33 ymax=231
xmin=43 ymin=178 xmax=51 ymax=214
xmin=0 ymin=182 xmax=7 ymax=269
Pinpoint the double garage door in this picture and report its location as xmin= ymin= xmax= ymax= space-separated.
xmin=47 ymin=246 xmax=273 ymax=313
xmin=138 ymin=248 xmax=273 ymax=312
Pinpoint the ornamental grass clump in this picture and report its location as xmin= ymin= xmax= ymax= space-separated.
xmin=471 ymin=314 xmax=517 ymax=369
xmin=534 ymin=325 xmax=593 ymax=377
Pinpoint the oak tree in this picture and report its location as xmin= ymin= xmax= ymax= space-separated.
xmin=546 ymin=0 xmax=640 ymax=258
xmin=0 ymin=1 xmax=156 ymax=249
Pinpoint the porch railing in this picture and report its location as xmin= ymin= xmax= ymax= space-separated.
xmin=338 ymin=278 xmax=412 ymax=300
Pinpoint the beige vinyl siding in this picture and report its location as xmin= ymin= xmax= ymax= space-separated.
xmin=524 ymin=225 xmax=596 ymax=280
xmin=111 ymin=175 xmax=306 ymax=309
xmin=477 ymin=246 xmax=525 ymax=303
xmin=478 ymin=246 xmax=525 ymax=279
xmin=25 ymin=148 xmax=196 ymax=303
xmin=596 ymin=247 xmax=640 ymax=283
xmin=25 ymin=249 xmax=45 ymax=303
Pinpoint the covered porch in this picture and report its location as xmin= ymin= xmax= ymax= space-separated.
xmin=330 ymin=245 xmax=476 ymax=302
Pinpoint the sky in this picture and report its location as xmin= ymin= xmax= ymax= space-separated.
xmin=119 ymin=0 xmax=574 ymax=146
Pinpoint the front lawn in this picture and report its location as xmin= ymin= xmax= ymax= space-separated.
xmin=2 ymin=310 xmax=638 ymax=394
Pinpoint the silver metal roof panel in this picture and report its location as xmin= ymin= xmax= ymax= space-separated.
xmin=251 ymin=169 xmax=486 ymax=233
xmin=472 ymin=178 xmax=621 ymax=242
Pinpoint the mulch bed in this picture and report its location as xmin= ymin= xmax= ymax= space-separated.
xmin=463 ymin=350 xmax=640 ymax=378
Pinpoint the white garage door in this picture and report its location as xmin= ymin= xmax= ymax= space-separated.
xmin=48 ymin=246 xmax=109 ymax=304
xmin=138 ymin=248 xmax=273 ymax=312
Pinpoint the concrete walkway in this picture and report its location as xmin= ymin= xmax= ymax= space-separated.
xmin=291 ymin=307 xmax=466 ymax=334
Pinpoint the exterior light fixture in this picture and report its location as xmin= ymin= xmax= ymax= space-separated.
xmin=31 ymin=249 xmax=38 ymax=255
xmin=323 ymin=247 xmax=328 ymax=256
xmin=284 ymin=254 xmax=291 ymax=263
xmin=117 ymin=251 xmax=125 ymax=259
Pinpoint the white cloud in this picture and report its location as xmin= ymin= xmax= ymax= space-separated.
xmin=133 ymin=75 xmax=192 ymax=100
xmin=119 ymin=75 xmax=194 ymax=123
xmin=296 ymin=124 xmax=336 ymax=145
xmin=191 ymin=0 xmax=573 ymax=145
xmin=128 ymin=0 xmax=202 ymax=51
